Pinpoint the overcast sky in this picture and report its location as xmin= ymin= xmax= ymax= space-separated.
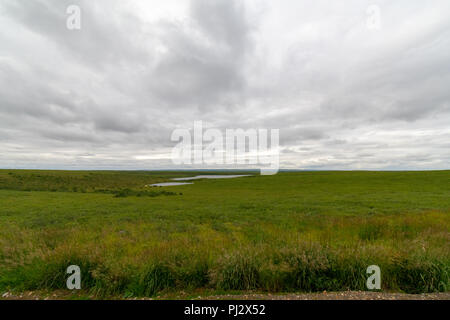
xmin=0 ymin=0 xmax=449 ymax=170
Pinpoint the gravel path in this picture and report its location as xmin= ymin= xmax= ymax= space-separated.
xmin=1 ymin=290 xmax=449 ymax=300
xmin=200 ymin=291 xmax=450 ymax=300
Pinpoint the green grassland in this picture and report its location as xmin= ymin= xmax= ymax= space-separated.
xmin=0 ymin=170 xmax=449 ymax=297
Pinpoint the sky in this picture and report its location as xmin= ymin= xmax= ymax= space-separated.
xmin=0 ymin=0 xmax=449 ymax=170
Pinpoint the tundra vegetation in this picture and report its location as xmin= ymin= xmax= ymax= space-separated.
xmin=0 ymin=170 xmax=448 ymax=298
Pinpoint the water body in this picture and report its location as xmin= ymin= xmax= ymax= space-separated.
xmin=150 ymin=182 xmax=193 ymax=187
xmin=149 ymin=175 xmax=251 ymax=187
xmin=172 ymin=175 xmax=251 ymax=181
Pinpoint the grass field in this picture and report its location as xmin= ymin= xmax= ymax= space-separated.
xmin=0 ymin=170 xmax=449 ymax=298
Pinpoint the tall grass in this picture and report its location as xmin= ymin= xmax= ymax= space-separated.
xmin=0 ymin=170 xmax=449 ymax=297
xmin=1 ymin=242 xmax=447 ymax=296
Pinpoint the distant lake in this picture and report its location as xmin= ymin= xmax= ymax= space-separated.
xmin=150 ymin=182 xmax=193 ymax=187
xmin=149 ymin=175 xmax=251 ymax=187
xmin=172 ymin=175 xmax=251 ymax=181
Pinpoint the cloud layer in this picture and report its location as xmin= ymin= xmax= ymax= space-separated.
xmin=1 ymin=0 xmax=449 ymax=170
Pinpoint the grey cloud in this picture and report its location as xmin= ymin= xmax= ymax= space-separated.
xmin=147 ymin=0 xmax=253 ymax=110
xmin=39 ymin=126 xmax=99 ymax=143
xmin=0 ymin=0 xmax=449 ymax=170
xmin=2 ymin=0 xmax=148 ymax=70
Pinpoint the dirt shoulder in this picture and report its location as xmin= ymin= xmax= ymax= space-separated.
xmin=1 ymin=290 xmax=449 ymax=300
xmin=200 ymin=291 xmax=450 ymax=300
